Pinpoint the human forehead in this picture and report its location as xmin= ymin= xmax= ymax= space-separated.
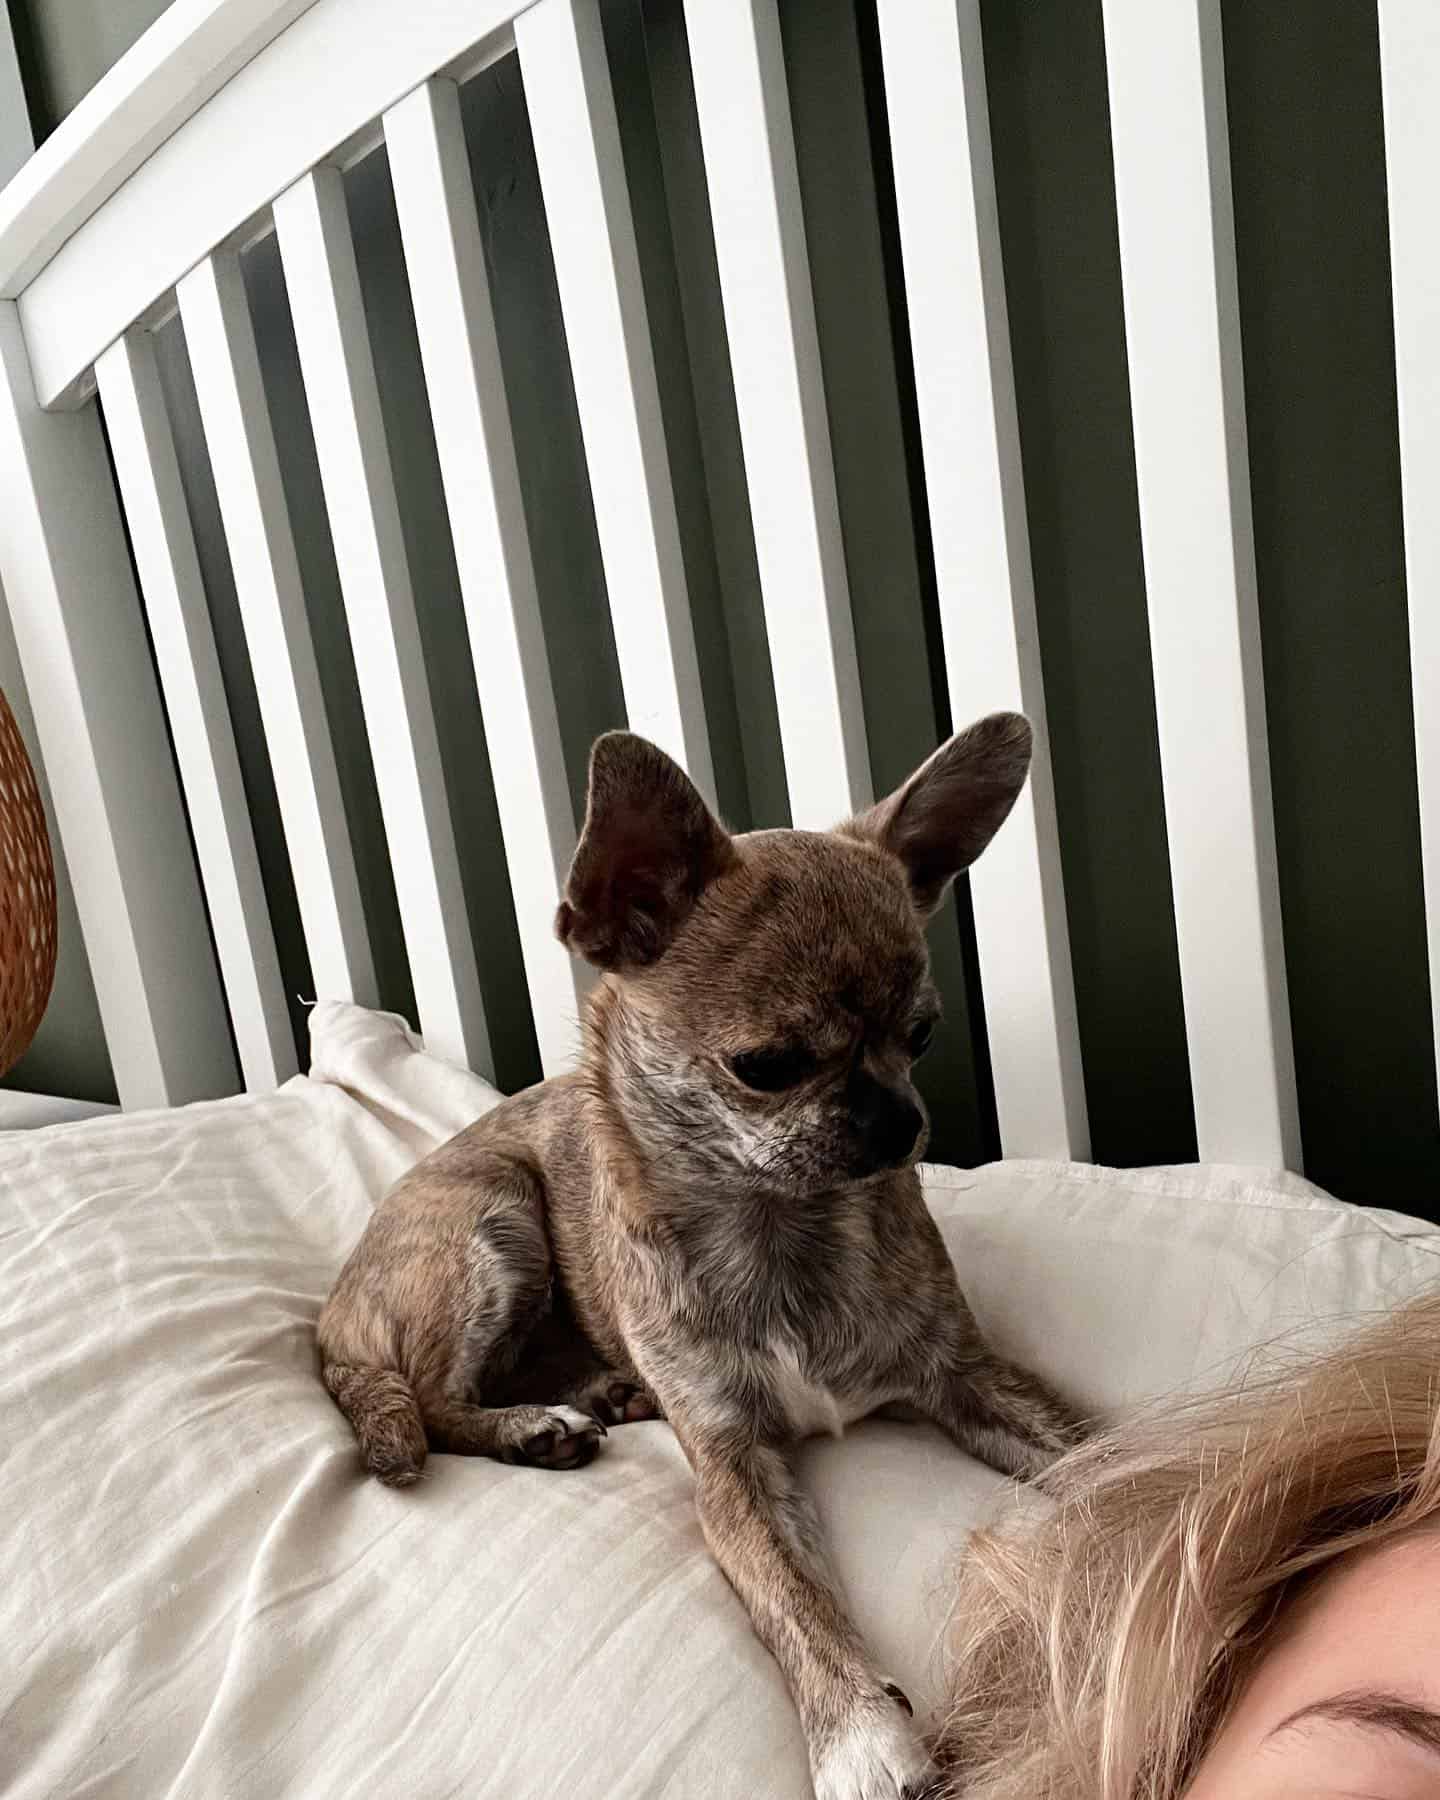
xmin=1263 ymin=1529 xmax=1440 ymax=1686
xmin=1185 ymin=1530 xmax=1440 ymax=1799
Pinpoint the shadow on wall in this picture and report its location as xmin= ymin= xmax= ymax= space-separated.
xmin=9 ymin=0 xmax=175 ymax=139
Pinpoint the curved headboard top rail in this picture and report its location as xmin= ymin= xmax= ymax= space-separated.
xmin=0 ymin=0 xmax=315 ymax=297
xmin=3 ymin=0 xmax=524 ymax=408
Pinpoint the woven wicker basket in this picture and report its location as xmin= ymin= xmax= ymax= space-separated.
xmin=0 ymin=688 xmax=57 ymax=1078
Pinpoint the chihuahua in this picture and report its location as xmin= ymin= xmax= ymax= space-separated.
xmin=318 ymin=712 xmax=1085 ymax=1800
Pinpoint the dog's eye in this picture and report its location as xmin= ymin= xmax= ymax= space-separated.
xmin=730 ymin=1047 xmax=816 ymax=1092
xmin=908 ymin=1017 xmax=938 ymax=1060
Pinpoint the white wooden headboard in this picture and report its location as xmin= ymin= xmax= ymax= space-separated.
xmin=0 ymin=0 xmax=1435 ymax=1181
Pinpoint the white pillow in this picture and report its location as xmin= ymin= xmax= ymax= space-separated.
xmin=2 ymin=1002 xmax=1435 ymax=1799
xmin=926 ymin=1157 xmax=1440 ymax=1415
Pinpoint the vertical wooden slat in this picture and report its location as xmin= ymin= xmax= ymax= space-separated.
xmin=385 ymin=78 xmax=588 ymax=1076
xmin=178 ymin=249 xmax=377 ymax=1016
xmin=875 ymin=0 xmax=1087 ymax=1160
xmin=272 ymin=165 xmax=491 ymax=1078
xmin=516 ymin=0 xmax=714 ymax=804
xmin=681 ymin=0 xmax=869 ymax=827
xmin=1377 ymin=0 xmax=1440 ymax=1111
xmin=96 ymin=327 xmax=296 ymax=1090
xmin=0 ymin=301 xmax=236 ymax=1107
xmin=1102 ymin=0 xmax=1300 ymax=1168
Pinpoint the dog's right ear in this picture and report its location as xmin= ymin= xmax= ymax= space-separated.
xmin=556 ymin=733 xmax=733 ymax=972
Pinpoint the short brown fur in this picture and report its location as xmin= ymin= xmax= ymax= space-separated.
xmin=318 ymin=713 xmax=1086 ymax=1800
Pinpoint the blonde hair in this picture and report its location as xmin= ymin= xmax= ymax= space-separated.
xmin=936 ymin=1285 xmax=1440 ymax=1799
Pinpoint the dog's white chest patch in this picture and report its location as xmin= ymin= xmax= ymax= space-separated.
xmin=767 ymin=1339 xmax=864 ymax=1439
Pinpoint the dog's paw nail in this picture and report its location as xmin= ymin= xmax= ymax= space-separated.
xmin=883 ymin=1682 xmax=914 ymax=1718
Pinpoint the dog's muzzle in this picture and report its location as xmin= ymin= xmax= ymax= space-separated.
xmin=847 ymin=1070 xmax=925 ymax=1171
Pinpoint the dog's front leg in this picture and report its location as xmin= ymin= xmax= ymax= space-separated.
xmin=687 ymin=1434 xmax=935 ymax=1800
xmin=914 ymin=1340 xmax=1089 ymax=1483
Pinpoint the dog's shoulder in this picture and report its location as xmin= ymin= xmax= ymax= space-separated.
xmin=400 ymin=1072 xmax=585 ymax=1191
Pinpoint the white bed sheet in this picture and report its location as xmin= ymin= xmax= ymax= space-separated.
xmin=3 ymin=1002 xmax=1436 ymax=1799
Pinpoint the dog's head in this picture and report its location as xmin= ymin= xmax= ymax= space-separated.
xmin=556 ymin=715 xmax=1032 ymax=1194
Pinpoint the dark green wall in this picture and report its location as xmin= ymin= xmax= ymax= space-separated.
xmin=1223 ymin=0 xmax=1438 ymax=1207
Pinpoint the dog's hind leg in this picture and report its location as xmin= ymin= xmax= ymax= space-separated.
xmin=562 ymin=1369 xmax=662 ymax=1426
xmin=407 ymin=1158 xmax=604 ymax=1471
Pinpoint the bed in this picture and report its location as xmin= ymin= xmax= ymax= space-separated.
xmin=4 ymin=0 xmax=1440 ymax=1794
xmin=4 ymin=1000 xmax=1436 ymax=1799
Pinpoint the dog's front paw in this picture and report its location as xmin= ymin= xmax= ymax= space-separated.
xmin=508 ymin=1405 xmax=606 ymax=1470
xmin=811 ymin=1697 xmax=939 ymax=1800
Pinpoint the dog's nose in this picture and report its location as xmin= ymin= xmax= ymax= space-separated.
xmin=849 ymin=1073 xmax=924 ymax=1168
xmin=870 ymin=1093 xmax=924 ymax=1166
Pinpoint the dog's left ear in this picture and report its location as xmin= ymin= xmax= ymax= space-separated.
xmin=556 ymin=732 xmax=733 ymax=972
xmin=843 ymin=712 xmax=1033 ymax=917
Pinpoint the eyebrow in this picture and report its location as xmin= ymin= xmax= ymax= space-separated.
xmin=1268 ymin=1690 xmax=1440 ymax=1761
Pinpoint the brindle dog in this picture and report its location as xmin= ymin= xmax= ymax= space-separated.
xmin=319 ymin=713 xmax=1086 ymax=1800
